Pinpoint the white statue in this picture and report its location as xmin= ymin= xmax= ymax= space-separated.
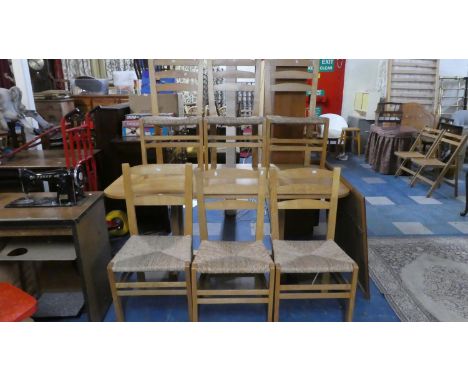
xmin=0 ymin=86 xmax=51 ymax=134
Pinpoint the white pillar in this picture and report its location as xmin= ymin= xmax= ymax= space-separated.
xmin=11 ymin=59 xmax=39 ymax=142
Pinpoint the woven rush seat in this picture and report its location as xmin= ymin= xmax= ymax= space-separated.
xmin=193 ymin=240 xmax=273 ymax=274
xmin=267 ymin=115 xmax=327 ymax=124
xmin=142 ymin=115 xmax=202 ymax=126
xmin=272 ymin=239 xmax=355 ymax=273
xmin=112 ymin=235 xmax=191 ymax=272
xmin=412 ymin=157 xmax=445 ymax=167
xmin=204 ymin=115 xmax=265 ymax=125
xmin=395 ymin=151 xmax=425 ymax=159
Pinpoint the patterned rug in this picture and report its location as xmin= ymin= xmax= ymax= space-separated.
xmin=369 ymin=237 xmax=468 ymax=321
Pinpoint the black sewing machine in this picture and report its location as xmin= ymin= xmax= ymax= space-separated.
xmin=6 ymin=165 xmax=86 ymax=208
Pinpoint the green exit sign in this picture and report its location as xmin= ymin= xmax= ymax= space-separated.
xmin=319 ymin=59 xmax=335 ymax=72
xmin=315 ymin=106 xmax=322 ymax=116
xmin=306 ymin=89 xmax=325 ymax=96
xmin=307 ymin=60 xmax=335 ymax=73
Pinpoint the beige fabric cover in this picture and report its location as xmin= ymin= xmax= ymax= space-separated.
xmin=142 ymin=116 xmax=202 ymax=125
xmin=193 ymin=240 xmax=272 ymax=273
xmin=273 ymin=239 xmax=355 ymax=273
xmin=204 ymin=115 xmax=265 ymax=125
xmin=112 ymin=235 xmax=191 ymax=272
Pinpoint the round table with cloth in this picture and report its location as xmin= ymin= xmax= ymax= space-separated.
xmin=365 ymin=124 xmax=418 ymax=174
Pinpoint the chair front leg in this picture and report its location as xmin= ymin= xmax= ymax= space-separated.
xmin=273 ymin=264 xmax=281 ymax=322
xmin=107 ymin=263 xmax=125 ymax=322
xmin=345 ymin=264 xmax=359 ymax=322
xmin=185 ymin=262 xmax=193 ymax=322
xmin=268 ymin=264 xmax=275 ymax=322
xmin=191 ymin=264 xmax=199 ymax=322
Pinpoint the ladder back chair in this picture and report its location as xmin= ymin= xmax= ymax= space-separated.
xmin=410 ymin=130 xmax=468 ymax=197
xmin=394 ymin=126 xmax=445 ymax=177
xmin=140 ymin=59 xmax=204 ymax=167
xmin=191 ymin=167 xmax=275 ymax=321
xmin=269 ymin=167 xmax=358 ymax=321
xmin=264 ymin=59 xmax=329 ymax=168
xmin=107 ymin=163 xmax=194 ymax=321
xmin=205 ymin=59 xmax=265 ymax=168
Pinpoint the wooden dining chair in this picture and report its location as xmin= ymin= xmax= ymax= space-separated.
xmin=264 ymin=59 xmax=329 ymax=168
xmin=204 ymin=59 xmax=265 ymax=168
xmin=269 ymin=167 xmax=359 ymax=321
xmin=140 ymin=59 xmax=204 ymax=167
xmin=394 ymin=126 xmax=445 ymax=178
xmin=191 ymin=167 xmax=275 ymax=321
xmin=107 ymin=163 xmax=193 ymax=321
xmin=410 ymin=130 xmax=468 ymax=197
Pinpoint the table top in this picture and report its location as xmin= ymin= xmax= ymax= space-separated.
xmin=0 ymin=192 xmax=103 ymax=224
xmin=104 ymin=164 xmax=350 ymax=200
xmin=0 ymin=149 xmax=101 ymax=169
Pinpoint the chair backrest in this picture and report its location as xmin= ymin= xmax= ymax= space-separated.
xmin=375 ymin=102 xmax=403 ymax=126
xmin=438 ymin=130 xmax=468 ymax=164
xmin=122 ymin=163 xmax=193 ymax=236
xmin=269 ymin=167 xmax=341 ymax=241
xmin=148 ymin=59 xmax=204 ymax=116
xmin=195 ymin=167 xmax=266 ymax=241
xmin=207 ymin=59 xmax=263 ymax=117
xmin=409 ymin=126 xmax=445 ymax=157
xmin=264 ymin=59 xmax=320 ymax=116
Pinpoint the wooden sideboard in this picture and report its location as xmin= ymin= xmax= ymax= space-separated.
xmin=73 ymin=94 xmax=129 ymax=113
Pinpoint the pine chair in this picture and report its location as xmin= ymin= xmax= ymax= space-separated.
xmin=191 ymin=167 xmax=275 ymax=321
xmin=264 ymin=59 xmax=329 ymax=168
xmin=410 ymin=131 xmax=468 ymax=197
xmin=269 ymin=167 xmax=359 ymax=322
xmin=140 ymin=59 xmax=204 ymax=167
xmin=204 ymin=59 xmax=265 ymax=168
xmin=107 ymin=163 xmax=193 ymax=321
xmin=394 ymin=126 xmax=445 ymax=177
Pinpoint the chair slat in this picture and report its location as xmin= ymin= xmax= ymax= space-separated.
xmin=155 ymin=83 xmax=198 ymax=92
xmin=271 ymin=83 xmax=313 ymax=92
xmin=214 ymin=83 xmax=256 ymax=92
xmin=213 ymin=70 xmax=256 ymax=79
xmin=152 ymin=59 xmax=200 ymax=66
xmin=154 ymin=70 xmax=198 ymax=79
xmin=272 ymin=70 xmax=315 ymax=80
xmin=205 ymin=200 xmax=258 ymax=210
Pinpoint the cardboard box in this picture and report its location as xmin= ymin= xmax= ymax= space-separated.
xmin=122 ymin=126 xmax=156 ymax=137
xmin=129 ymin=94 xmax=178 ymax=115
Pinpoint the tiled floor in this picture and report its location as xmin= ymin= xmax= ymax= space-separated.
xmin=328 ymin=154 xmax=468 ymax=237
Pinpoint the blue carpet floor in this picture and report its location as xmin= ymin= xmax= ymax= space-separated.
xmin=327 ymin=155 xmax=468 ymax=236
xmin=58 ymin=153 xmax=467 ymax=322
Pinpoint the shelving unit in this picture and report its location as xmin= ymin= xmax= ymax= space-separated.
xmin=437 ymin=76 xmax=468 ymax=117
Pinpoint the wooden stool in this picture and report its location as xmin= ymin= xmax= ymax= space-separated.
xmin=340 ymin=127 xmax=361 ymax=156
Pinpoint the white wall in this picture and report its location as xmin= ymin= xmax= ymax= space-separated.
xmin=440 ymin=60 xmax=468 ymax=77
xmin=341 ymin=59 xmax=387 ymax=121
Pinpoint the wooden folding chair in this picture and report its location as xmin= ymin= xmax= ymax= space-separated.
xmin=410 ymin=131 xmax=468 ymax=197
xmin=140 ymin=59 xmax=204 ymax=167
xmin=107 ymin=163 xmax=193 ymax=321
xmin=269 ymin=167 xmax=359 ymax=322
xmin=264 ymin=60 xmax=329 ymax=168
xmin=394 ymin=126 xmax=445 ymax=177
xmin=204 ymin=59 xmax=265 ymax=168
xmin=191 ymin=167 xmax=275 ymax=321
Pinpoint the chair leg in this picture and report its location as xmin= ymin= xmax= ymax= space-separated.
xmin=203 ymin=121 xmax=209 ymax=170
xmin=191 ymin=265 xmax=199 ymax=322
xmin=395 ymin=158 xmax=407 ymax=177
xmin=185 ymin=262 xmax=193 ymax=322
xmin=267 ymin=264 xmax=275 ymax=322
xmin=410 ymin=166 xmax=424 ymax=187
xmin=345 ymin=264 xmax=359 ymax=322
xmin=273 ymin=265 xmax=281 ymax=322
xmin=357 ymin=133 xmax=361 ymax=156
xmin=107 ymin=263 xmax=124 ymax=322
